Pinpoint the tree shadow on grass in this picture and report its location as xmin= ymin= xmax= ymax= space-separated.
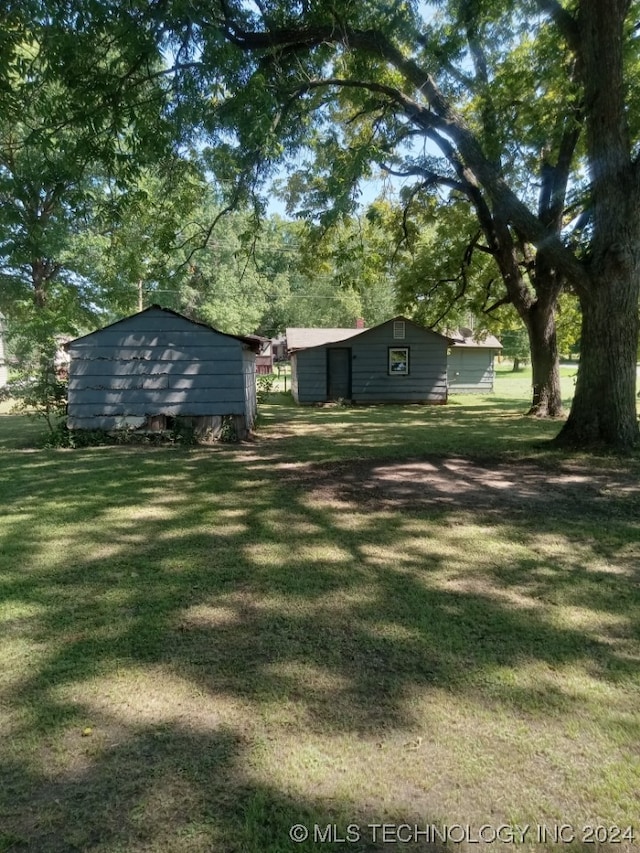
xmin=1 ymin=420 xmax=639 ymax=850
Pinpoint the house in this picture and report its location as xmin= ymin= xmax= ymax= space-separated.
xmin=255 ymin=339 xmax=274 ymax=375
xmin=65 ymin=305 xmax=262 ymax=439
xmin=271 ymin=335 xmax=287 ymax=363
xmin=287 ymin=316 xmax=450 ymax=404
xmin=0 ymin=313 xmax=7 ymax=389
xmin=447 ymin=328 xmax=502 ymax=393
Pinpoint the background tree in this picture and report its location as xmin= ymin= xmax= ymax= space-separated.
xmin=154 ymin=0 xmax=637 ymax=447
xmin=501 ymin=328 xmax=530 ymax=372
xmin=6 ymin=0 xmax=639 ymax=447
xmin=179 ymin=0 xmax=586 ymax=418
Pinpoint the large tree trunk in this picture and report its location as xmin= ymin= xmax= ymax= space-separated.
xmin=555 ymin=272 xmax=639 ymax=448
xmin=555 ymin=0 xmax=639 ymax=449
xmin=525 ymin=303 xmax=563 ymax=417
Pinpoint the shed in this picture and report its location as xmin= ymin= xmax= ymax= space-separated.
xmin=447 ymin=329 xmax=502 ymax=393
xmin=287 ymin=317 xmax=450 ymax=404
xmin=65 ymin=305 xmax=261 ymax=439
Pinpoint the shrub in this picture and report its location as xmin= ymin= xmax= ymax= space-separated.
xmin=256 ymin=373 xmax=275 ymax=403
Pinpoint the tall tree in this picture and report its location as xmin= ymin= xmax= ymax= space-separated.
xmin=178 ymin=0 xmax=585 ymax=418
xmin=9 ymin=0 xmax=640 ymax=446
xmin=0 ymin=6 xmax=178 ymax=324
xmin=154 ymin=0 xmax=637 ymax=446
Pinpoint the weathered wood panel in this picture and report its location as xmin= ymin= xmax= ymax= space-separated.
xmin=292 ymin=318 xmax=448 ymax=404
xmin=66 ymin=306 xmax=256 ymax=430
xmin=68 ymin=375 xmax=243 ymax=392
xmin=293 ymin=348 xmax=327 ymax=403
xmin=70 ymin=330 xmax=235 ymax=350
xmin=68 ymin=346 xmax=241 ymax=362
xmin=69 ymin=358 xmax=241 ymax=376
xmin=448 ymin=349 xmax=495 ymax=393
xmin=68 ymin=389 xmax=244 ymax=406
xmin=350 ymin=321 xmax=447 ymax=402
xmin=243 ymin=349 xmax=257 ymax=427
xmin=291 ymin=354 xmax=299 ymax=402
xmin=68 ymin=400 xmax=245 ymax=418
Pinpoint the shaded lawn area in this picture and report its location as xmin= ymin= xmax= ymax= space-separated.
xmin=0 ymin=376 xmax=639 ymax=852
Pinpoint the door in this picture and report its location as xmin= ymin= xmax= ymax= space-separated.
xmin=327 ymin=348 xmax=351 ymax=400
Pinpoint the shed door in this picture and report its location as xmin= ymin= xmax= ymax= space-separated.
xmin=327 ymin=348 xmax=351 ymax=400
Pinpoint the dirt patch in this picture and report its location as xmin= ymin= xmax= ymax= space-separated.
xmin=281 ymin=455 xmax=640 ymax=517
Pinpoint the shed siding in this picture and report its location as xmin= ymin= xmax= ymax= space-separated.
xmin=291 ymin=354 xmax=299 ymax=402
xmin=350 ymin=323 xmax=447 ymax=402
xmin=66 ymin=307 xmax=253 ymax=430
xmin=293 ymin=348 xmax=328 ymax=403
xmin=294 ymin=318 xmax=448 ymax=404
xmin=243 ymin=348 xmax=257 ymax=427
xmin=448 ymin=349 xmax=496 ymax=393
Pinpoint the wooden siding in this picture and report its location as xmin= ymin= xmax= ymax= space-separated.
xmin=243 ymin=349 xmax=257 ymax=427
xmin=351 ymin=322 xmax=447 ymax=402
xmin=448 ymin=348 xmax=496 ymax=393
xmin=291 ymin=354 xmax=299 ymax=402
xmin=66 ymin=307 xmax=253 ymax=429
xmin=292 ymin=348 xmax=327 ymax=403
xmin=293 ymin=318 xmax=448 ymax=404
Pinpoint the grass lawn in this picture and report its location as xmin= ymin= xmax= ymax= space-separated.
xmin=1 ymin=369 xmax=639 ymax=852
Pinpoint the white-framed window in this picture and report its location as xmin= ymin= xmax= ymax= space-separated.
xmin=388 ymin=347 xmax=409 ymax=375
xmin=393 ymin=320 xmax=406 ymax=339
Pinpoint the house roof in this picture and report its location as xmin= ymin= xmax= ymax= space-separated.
xmin=448 ymin=328 xmax=502 ymax=349
xmin=287 ymin=316 xmax=452 ymax=352
xmin=64 ymin=305 xmax=264 ymax=353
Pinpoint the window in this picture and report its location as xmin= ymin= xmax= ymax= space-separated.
xmin=393 ymin=320 xmax=406 ymax=339
xmin=388 ymin=347 xmax=409 ymax=375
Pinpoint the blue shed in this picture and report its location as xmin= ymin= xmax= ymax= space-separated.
xmin=287 ymin=317 xmax=450 ymax=404
xmin=65 ymin=305 xmax=261 ymax=438
xmin=447 ymin=329 xmax=502 ymax=393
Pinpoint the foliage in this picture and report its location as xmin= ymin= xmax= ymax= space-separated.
xmin=256 ymin=373 xmax=276 ymax=403
xmin=171 ymin=0 xmax=638 ymax=442
xmin=500 ymin=329 xmax=530 ymax=369
xmin=4 ymin=0 xmax=640 ymax=446
xmin=4 ymin=313 xmax=68 ymax=434
xmin=0 ymin=13 xmax=186 ymax=349
xmin=10 ymin=371 xmax=68 ymax=435
xmin=219 ymin=415 xmax=240 ymax=443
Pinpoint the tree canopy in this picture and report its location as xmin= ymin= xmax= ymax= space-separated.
xmin=174 ymin=0 xmax=638 ymax=446
xmin=2 ymin=0 xmax=639 ymax=448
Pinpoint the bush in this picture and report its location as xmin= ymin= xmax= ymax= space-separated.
xmin=256 ymin=373 xmax=275 ymax=403
xmin=10 ymin=372 xmax=68 ymax=435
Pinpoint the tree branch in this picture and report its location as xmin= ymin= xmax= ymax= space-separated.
xmin=533 ymin=0 xmax=580 ymax=52
xmin=215 ymin=16 xmax=586 ymax=286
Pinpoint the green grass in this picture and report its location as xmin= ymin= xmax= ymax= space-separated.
xmin=1 ymin=372 xmax=639 ymax=852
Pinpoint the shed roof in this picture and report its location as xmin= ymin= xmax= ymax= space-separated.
xmin=448 ymin=328 xmax=502 ymax=349
xmin=65 ymin=305 xmax=264 ymax=353
xmin=286 ymin=327 xmax=366 ymax=351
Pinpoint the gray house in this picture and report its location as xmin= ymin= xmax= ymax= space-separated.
xmin=65 ymin=305 xmax=261 ymax=438
xmin=448 ymin=329 xmax=502 ymax=393
xmin=287 ymin=317 xmax=450 ymax=404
